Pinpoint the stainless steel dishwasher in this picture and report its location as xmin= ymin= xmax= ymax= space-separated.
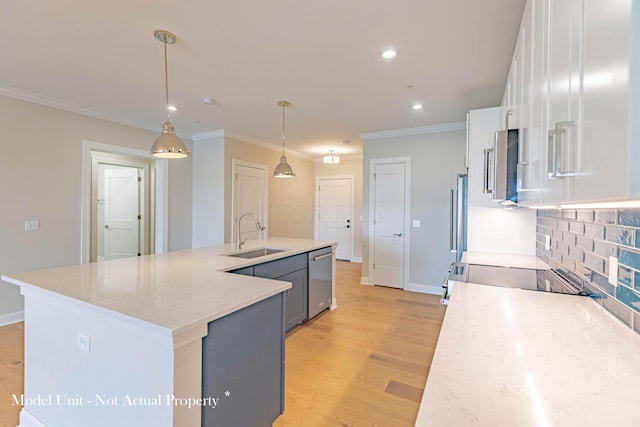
xmin=308 ymin=247 xmax=334 ymax=319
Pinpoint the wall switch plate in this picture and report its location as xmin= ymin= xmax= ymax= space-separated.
xmin=412 ymin=220 xmax=421 ymax=228
xmin=77 ymin=333 xmax=91 ymax=352
xmin=609 ymin=256 xmax=619 ymax=286
xmin=24 ymin=220 xmax=39 ymax=231
xmin=545 ymin=235 xmax=551 ymax=251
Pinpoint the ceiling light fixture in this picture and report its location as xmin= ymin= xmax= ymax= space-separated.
xmin=382 ymin=49 xmax=397 ymax=59
xmin=412 ymin=103 xmax=423 ymax=110
xmin=323 ymin=150 xmax=340 ymax=164
xmin=273 ymin=100 xmax=296 ymax=178
xmin=150 ymin=30 xmax=190 ymax=159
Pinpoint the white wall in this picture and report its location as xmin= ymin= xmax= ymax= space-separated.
xmin=192 ymin=136 xmax=225 ymax=247
xmin=362 ymin=129 xmax=467 ymax=289
xmin=0 ymin=95 xmax=193 ymax=319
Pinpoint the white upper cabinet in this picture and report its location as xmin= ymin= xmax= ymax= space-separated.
xmin=513 ymin=0 xmax=639 ymax=205
xmin=467 ymin=107 xmax=502 ymax=209
xmin=572 ymin=0 xmax=636 ymax=202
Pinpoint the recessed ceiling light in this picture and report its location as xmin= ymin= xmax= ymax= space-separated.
xmin=202 ymin=98 xmax=214 ymax=104
xmin=381 ymin=49 xmax=397 ymax=59
xmin=412 ymin=103 xmax=423 ymax=110
xmin=167 ymin=104 xmax=177 ymax=112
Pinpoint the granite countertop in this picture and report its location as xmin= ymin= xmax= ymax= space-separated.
xmin=415 ymin=281 xmax=640 ymax=426
xmin=1 ymin=238 xmax=335 ymax=336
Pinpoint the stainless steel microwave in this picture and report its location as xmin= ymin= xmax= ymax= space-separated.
xmin=483 ymin=129 xmax=519 ymax=205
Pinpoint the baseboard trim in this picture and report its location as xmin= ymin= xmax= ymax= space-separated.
xmin=360 ymin=277 xmax=371 ymax=285
xmin=405 ymin=283 xmax=442 ymax=295
xmin=351 ymin=257 xmax=362 ymax=263
xmin=19 ymin=409 xmax=48 ymax=427
xmin=0 ymin=310 xmax=24 ymax=327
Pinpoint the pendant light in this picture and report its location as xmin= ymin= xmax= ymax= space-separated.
xmin=150 ymin=30 xmax=190 ymax=159
xmin=323 ymin=150 xmax=340 ymax=164
xmin=273 ymin=100 xmax=296 ymax=178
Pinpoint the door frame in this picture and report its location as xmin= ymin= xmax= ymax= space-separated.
xmin=314 ymin=174 xmax=355 ymax=262
xmin=230 ymin=159 xmax=269 ymax=244
xmin=368 ymin=157 xmax=411 ymax=289
xmin=81 ymin=140 xmax=168 ymax=264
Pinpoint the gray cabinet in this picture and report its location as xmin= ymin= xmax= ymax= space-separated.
xmin=229 ymin=265 xmax=253 ymax=276
xmin=231 ymin=253 xmax=309 ymax=332
xmin=202 ymin=293 xmax=285 ymax=427
xmin=278 ymin=269 xmax=308 ymax=331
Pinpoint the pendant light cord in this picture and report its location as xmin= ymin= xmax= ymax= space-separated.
xmin=163 ymin=37 xmax=170 ymax=122
xmin=281 ymin=103 xmax=286 ymax=156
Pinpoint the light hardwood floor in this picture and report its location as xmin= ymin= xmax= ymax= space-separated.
xmin=0 ymin=261 xmax=446 ymax=427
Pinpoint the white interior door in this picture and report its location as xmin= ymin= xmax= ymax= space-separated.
xmin=316 ymin=177 xmax=353 ymax=260
xmin=104 ymin=167 xmax=141 ymax=260
xmin=373 ymin=163 xmax=406 ymax=289
xmin=233 ymin=162 xmax=268 ymax=244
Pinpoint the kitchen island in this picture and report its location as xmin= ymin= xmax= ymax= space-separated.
xmin=2 ymin=238 xmax=336 ymax=427
xmin=416 ymin=272 xmax=640 ymax=426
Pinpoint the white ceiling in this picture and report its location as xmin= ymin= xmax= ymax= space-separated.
xmin=1 ymin=0 xmax=525 ymax=158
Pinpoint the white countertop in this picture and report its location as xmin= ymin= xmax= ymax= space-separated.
xmin=416 ymin=282 xmax=640 ymax=426
xmin=2 ymin=238 xmax=335 ymax=336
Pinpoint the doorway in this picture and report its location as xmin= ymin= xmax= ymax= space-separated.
xmin=231 ymin=160 xmax=269 ymax=245
xmin=368 ymin=158 xmax=411 ymax=289
xmin=315 ymin=175 xmax=354 ymax=261
xmin=81 ymin=140 xmax=167 ymax=264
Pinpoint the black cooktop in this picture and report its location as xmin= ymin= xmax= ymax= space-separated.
xmin=459 ymin=264 xmax=590 ymax=296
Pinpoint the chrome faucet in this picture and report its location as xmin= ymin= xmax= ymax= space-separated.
xmin=236 ymin=212 xmax=264 ymax=250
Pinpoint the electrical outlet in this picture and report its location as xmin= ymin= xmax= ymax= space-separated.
xmin=77 ymin=333 xmax=91 ymax=352
xmin=412 ymin=220 xmax=421 ymax=228
xmin=24 ymin=220 xmax=39 ymax=231
xmin=545 ymin=235 xmax=551 ymax=251
xmin=609 ymin=256 xmax=619 ymax=286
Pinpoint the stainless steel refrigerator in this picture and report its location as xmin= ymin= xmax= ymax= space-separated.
xmin=449 ymin=173 xmax=468 ymax=263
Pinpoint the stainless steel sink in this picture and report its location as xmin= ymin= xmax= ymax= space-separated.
xmin=224 ymin=247 xmax=288 ymax=259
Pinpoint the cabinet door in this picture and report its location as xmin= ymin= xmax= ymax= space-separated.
xmin=571 ymin=0 xmax=632 ymax=202
xmin=202 ymin=293 xmax=285 ymax=426
xmin=524 ymin=0 xmax=548 ymax=206
xmin=517 ymin=0 xmax=541 ymax=204
xmin=542 ymin=0 xmax=583 ymax=204
xmin=278 ymin=269 xmax=308 ymax=332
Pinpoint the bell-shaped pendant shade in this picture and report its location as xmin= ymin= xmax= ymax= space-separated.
xmin=151 ymin=121 xmax=189 ymax=158
xmin=273 ymin=154 xmax=296 ymax=178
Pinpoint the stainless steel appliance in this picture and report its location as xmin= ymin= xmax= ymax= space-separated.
xmin=449 ymin=173 xmax=468 ymax=263
xmin=492 ymin=129 xmax=519 ymax=204
xmin=308 ymin=247 xmax=333 ymax=319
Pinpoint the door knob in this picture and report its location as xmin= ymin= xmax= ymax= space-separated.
xmin=104 ymin=225 xmax=110 ymax=229
xmin=345 ymin=225 xmax=350 ymax=228
xmin=393 ymin=233 xmax=403 ymax=237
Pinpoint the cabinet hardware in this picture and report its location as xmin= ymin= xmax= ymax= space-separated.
xmin=483 ymin=148 xmax=493 ymax=193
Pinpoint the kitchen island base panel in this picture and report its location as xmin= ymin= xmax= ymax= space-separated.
xmin=202 ymin=293 xmax=285 ymax=426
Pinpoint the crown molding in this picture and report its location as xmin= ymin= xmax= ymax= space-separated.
xmin=359 ymin=121 xmax=467 ymax=141
xmin=0 ymin=84 xmax=195 ymax=140
xmin=191 ymin=130 xmax=225 ymax=141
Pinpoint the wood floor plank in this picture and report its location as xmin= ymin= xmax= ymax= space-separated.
xmin=384 ymin=380 xmax=424 ymax=403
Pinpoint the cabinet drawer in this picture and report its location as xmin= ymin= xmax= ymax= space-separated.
xmin=254 ymin=253 xmax=307 ymax=279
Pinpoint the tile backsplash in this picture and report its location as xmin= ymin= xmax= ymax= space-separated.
xmin=536 ymin=209 xmax=640 ymax=334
